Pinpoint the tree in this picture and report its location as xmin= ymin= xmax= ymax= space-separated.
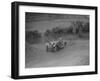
xmin=71 ymin=21 xmax=84 ymax=34
xmin=82 ymin=22 xmax=89 ymax=33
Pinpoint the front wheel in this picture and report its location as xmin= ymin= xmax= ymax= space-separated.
xmin=53 ymin=46 xmax=57 ymax=52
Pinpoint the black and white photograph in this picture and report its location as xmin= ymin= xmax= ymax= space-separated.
xmin=25 ymin=13 xmax=90 ymax=68
xmin=11 ymin=1 xmax=97 ymax=79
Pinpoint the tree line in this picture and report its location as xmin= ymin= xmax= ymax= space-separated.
xmin=26 ymin=21 xmax=89 ymax=44
xmin=44 ymin=21 xmax=89 ymax=38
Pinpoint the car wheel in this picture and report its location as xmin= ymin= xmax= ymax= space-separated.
xmin=53 ymin=46 xmax=57 ymax=52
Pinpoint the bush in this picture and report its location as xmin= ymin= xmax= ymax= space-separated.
xmin=65 ymin=27 xmax=73 ymax=34
xmin=26 ymin=30 xmax=41 ymax=44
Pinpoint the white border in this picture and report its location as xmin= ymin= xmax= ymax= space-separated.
xmin=19 ymin=5 xmax=95 ymax=76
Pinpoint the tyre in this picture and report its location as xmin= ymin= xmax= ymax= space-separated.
xmin=53 ymin=46 xmax=57 ymax=52
xmin=46 ymin=46 xmax=49 ymax=52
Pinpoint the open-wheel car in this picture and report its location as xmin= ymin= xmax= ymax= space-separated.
xmin=46 ymin=38 xmax=67 ymax=52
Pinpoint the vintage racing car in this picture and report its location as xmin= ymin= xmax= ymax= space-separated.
xmin=46 ymin=38 xmax=67 ymax=52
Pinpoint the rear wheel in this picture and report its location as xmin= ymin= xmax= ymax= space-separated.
xmin=64 ymin=42 xmax=67 ymax=46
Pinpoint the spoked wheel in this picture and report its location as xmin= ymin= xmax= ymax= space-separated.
xmin=53 ymin=46 xmax=58 ymax=52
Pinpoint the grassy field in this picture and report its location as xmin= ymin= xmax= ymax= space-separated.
xmin=25 ymin=38 xmax=89 ymax=68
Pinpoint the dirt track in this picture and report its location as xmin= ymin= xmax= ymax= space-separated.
xmin=25 ymin=39 xmax=89 ymax=68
